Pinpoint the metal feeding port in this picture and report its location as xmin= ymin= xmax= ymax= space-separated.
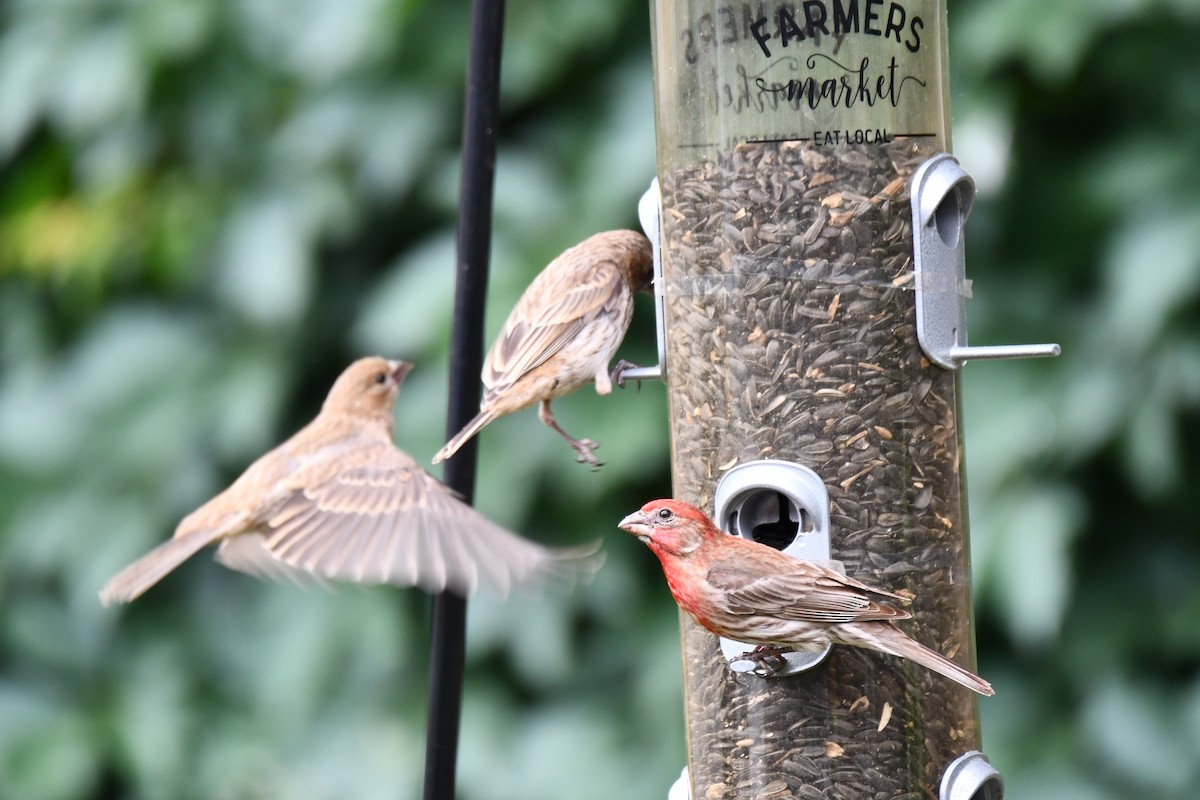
xmin=911 ymin=153 xmax=1061 ymax=370
xmin=615 ymin=178 xmax=667 ymax=384
xmin=712 ymin=460 xmax=834 ymax=676
xmin=941 ymin=751 xmax=1004 ymax=800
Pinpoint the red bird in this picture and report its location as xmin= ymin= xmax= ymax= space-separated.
xmin=618 ymin=499 xmax=993 ymax=696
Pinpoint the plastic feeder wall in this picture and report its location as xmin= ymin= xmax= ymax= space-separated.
xmin=650 ymin=2 xmax=986 ymax=798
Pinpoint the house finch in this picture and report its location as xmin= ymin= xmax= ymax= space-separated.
xmin=100 ymin=357 xmax=598 ymax=605
xmin=432 ymin=229 xmax=653 ymax=469
xmin=618 ymin=499 xmax=994 ymax=696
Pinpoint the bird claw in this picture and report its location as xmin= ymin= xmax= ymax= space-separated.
xmin=729 ymin=646 xmax=794 ymax=677
xmin=572 ymin=438 xmax=604 ymax=470
xmin=749 ymin=655 xmax=788 ymax=678
xmin=610 ymin=360 xmax=642 ymax=393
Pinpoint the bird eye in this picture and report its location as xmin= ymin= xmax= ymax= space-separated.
xmin=374 ymin=373 xmax=388 ymax=385
xmin=657 ymin=508 xmax=673 ymax=520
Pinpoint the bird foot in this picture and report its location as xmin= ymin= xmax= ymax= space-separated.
xmin=611 ymin=360 xmax=642 ymax=392
xmin=572 ymin=438 xmax=604 ymax=470
xmin=729 ymin=646 xmax=795 ymax=677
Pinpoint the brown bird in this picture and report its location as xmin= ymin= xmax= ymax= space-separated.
xmin=619 ymin=500 xmax=993 ymax=696
xmin=432 ymin=229 xmax=653 ymax=469
xmin=100 ymin=357 xmax=599 ymax=605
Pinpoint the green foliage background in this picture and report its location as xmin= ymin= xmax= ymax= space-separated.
xmin=1 ymin=0 xmax=1198 ymax=798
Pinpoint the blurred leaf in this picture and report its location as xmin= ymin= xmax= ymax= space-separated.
xmin=985 ymin=484 xmax=1084 ymax=648
xmin=1053 ymin=358 xmax=1129 ymax=461
xmin=1083 ymin=678 xmax=1197 ymax=794
xmin=48 ymin=24 xmax=145 ymax=136
xmin=501 ymin=0 xmax=624 ymax=104
xmin=216 ymin=192 xmax=315 ymax=325
xmin=956 ymin=0 xmax=1158 ymax=81
xmin=235 ymin=0 xmax=395 ymax=83
xmin=1100 ymin=207 xmax=1200 ymax=356
xmin=0 ymin=686 xmax=97 ymax=800
xmin=110 ymin=643 xmax=193 ymax=798
xmin=0 ymin=24 xmax=60 ymax=157
xmin=131 ymin=0 xmax=215 ymax=62
xmin=352 ymin=233 xmax=456 ymax=356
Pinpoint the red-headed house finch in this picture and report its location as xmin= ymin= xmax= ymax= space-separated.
xmin=432 ymin=229 xmax=653 ymax=469
xmin=618 ymin=499 xmax=993 ymax=696
xmin=100 ymin=357 xmax=599 ymax=605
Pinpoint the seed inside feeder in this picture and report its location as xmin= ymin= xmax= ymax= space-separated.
xmin=662 ymin=139 xmax=980 ymax=800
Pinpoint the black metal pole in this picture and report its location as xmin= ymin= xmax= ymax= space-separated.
xmin=422 ymin=0 xmax=505 ymax=798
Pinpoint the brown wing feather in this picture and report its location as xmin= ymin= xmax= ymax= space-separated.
xmin=255 ymin=434 xmax=582 ymax=595
xmin=483 ymin=258 xmax=625 ymax=392
xmin=708 ymin=553 xmax=909 ymax=624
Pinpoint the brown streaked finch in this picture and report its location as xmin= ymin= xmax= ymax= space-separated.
xmin=99 ymin=357 xmax=599 ymax=605
xmin=432 ymin=229 xmax=653 ymax=469
xmin=618 ymin=499 xmax=993 ymax=696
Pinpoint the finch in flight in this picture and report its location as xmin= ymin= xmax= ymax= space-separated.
xmin=100 ymin=357 xmax=598 ymax=605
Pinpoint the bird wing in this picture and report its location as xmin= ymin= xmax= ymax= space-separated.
xmin=243 ymin=434 xmax=584 ymax=596
xmin=707 ymin=556 xmax=909 ymax=624
xmin=483 ymin=259 xmax=625 ymax=392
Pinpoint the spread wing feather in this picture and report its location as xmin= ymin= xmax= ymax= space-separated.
xmin=227 ymin=434 xmax=591 ymax=596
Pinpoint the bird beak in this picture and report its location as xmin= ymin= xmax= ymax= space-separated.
xmin=618 ymin=511 xmax=651 ymax=539
xmin=389 ymin=360 xmax=414 ymax=384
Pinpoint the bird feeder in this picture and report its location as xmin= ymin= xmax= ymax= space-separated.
xmin=644 ymin=1 xmax=1057 ymax=798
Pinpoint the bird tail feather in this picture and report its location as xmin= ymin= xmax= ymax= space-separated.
xmin=432 ymin=409 xmax=497 ymax=464
xmin=839 ymin=622 xmax=994 ymax=697
xmin=99 ymin=528 xmax=217 ymax=606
